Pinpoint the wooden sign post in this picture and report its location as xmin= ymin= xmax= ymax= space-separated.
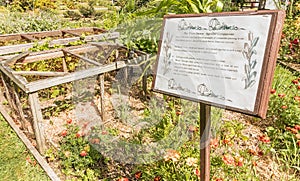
xmin=200 ymin=103 xmax=211 ymax=181
xmin=153 ymin=10 xmax=285 ymax=180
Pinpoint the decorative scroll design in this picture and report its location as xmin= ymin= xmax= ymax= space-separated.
xmin=178 ymin=18 xmax=245 ymax=31
xmin=168 ymin=78 xmax=232 ymax=102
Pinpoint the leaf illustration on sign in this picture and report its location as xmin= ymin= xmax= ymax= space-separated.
xmin=242 ymin=31 xmax=259 ymax=89
xmin=162 ymin=32 xmax=173 ymax=75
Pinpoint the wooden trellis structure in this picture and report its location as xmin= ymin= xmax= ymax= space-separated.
xmin=0 ymin=43 xmax=149 ymax=154
xmin=0 ymin=27 xmax=119 ymax=57
xmin=232 ymin=0 xmax=267 ymax=10
xmin=241 ymin=0 xmax=266 ymax=10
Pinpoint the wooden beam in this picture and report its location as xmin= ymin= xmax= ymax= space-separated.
xmin=0 ymin=27 xmax=108 ymax=43
xmin=0 ymin=27 xmax=97 ymax=42
xmin=277 ymin=60 xmax=300 ymax=75
xmin=62 ymin=49 xmax=102 ymax=66
xmin=62 ymin=27 xmax=95 ymax=35
xmin=28 ymin=92 xmax=46 ymax=154
xmin=2 ymin=51 xmax=30 ymax=66
xmin=26 ymin=30 xmax=62 ymax=39
xmin=0 ymin=43 xmax=34 ymax=57
xmin=0 ymin=34 xmax=22 ymax=42
xmin=1 ymin=45 xmax=96 ymax=63
xmin=13 ymin=71 xmax=68 ymax=77
xmin=0 ymin=65 xmax=28 ymax=92
xmin=84 ymin=32 xmax=120 ymax=41
xmin=21 ymin=34 xmax=36 ymax=41
xmin=89 ymin=42 xmax=120 ymax=47
xmin=26 ymin=61 xmax=127 ymax=93
xmin=99 ymin=75 xmax=105 ymax=120
xmin=0 ymin=32 xmax=119 ymax=56
xmin=62 ymin=30 xmax=81 ymax=37
xmin=0 ymin=104 xmax=60 ymax=181
xmin=93 ymin=27 xmax=107 ymax=33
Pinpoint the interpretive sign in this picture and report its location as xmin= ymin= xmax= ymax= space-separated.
xmin=153 ymin=10 xmax=285 ymax=118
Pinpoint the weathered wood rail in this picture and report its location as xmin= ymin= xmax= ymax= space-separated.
xmin=0 ymin=27 xmax=119 ymax=56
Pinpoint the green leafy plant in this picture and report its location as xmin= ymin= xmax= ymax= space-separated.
xmin=63 ymin=10 xmax=82 ymax=20
xmin=116 ymin=17 xmax=160 ymax=54
xmin=0 ymin=11 xmax=71 ymax=34
xmin=266 ymin=65 xmax=300 ymax=176
xmin=279 ymin=19 xmax=300 ymax=63
xmin=268 ymin=66 xmax=300 ymax=128
xmin=58 ymin=123 xmax=103 ymax=180
xmin=8 ymin=0 xmax=58 ymax=12
xmin=140 ymin=0 xmax=224 ymax=17
xmin=79 ymin=2 xmax=95 ymax=18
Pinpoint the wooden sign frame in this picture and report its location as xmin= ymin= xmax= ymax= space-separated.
xmin=153 ymin=10 xmax=285 ymax=118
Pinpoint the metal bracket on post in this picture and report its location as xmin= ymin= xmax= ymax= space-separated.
xmin=200 ymin=103 xmax=211 ymax=181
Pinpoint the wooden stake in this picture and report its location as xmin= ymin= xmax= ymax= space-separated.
xmin=200 ymin=103 xmax=211 ymax=181
xmin=99 ymin=75 xmax=105 ymax=121
xmin=12 ymin=84 xmax=31 ymax=133
xmin=62 ymin=58 xmax=68 ymax=73
xmin=142 ymin=74 xmax=148 ymax=98
xmin=28 ymin=92 xmax=46 ymax=154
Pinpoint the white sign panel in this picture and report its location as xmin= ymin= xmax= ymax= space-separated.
xmin=153 ymin=11 xmax=285 ymax=116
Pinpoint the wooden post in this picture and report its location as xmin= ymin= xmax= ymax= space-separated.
xmin=0 ymin=73 xmax=26 ymax=129
xmin=200 ymin=103 xmax=211 ymax=181
xmin=142 ymin=74 xmax=148 ymax=97
xmin=12 ymin=84 xmax=32 ymax=133
xmin=28 ymin=92 xmax=46 ymax=154
xmin=1 ymin=73 xmax=18 ymax=114
xmin=99 ymin=75 xmax=105 ymax=121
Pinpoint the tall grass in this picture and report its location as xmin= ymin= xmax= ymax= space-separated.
xmin=0 ymin=115 xmax=50 ymax=181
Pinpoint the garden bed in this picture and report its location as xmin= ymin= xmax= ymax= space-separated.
xmin=0 ymin=41 xmax=149 ymax=152
xmin=0 ymin=39 xmax=152 ymax=180
xmin=0 ymin=27 xmax=119 ymax=57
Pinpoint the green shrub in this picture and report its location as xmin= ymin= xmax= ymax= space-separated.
xmin=9 ymin=0 xmax=58 ymax=12
xmin=139 ymin=0 xmax=224 ymax=17
xmin=0 ymin=11 xmax=71 ymax=34
xmin=63 ymin=10 xmax=82 ymax=20
xmin=79 ymin=4 xmax=94 ymax=18
xmin=268 ymin=66 xmax=300 ymax=128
